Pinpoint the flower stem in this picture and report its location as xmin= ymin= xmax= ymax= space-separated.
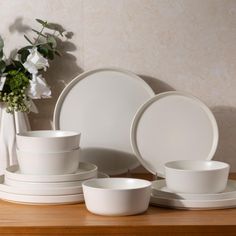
xmin=34 ymin=25 xmax=45 ymax=46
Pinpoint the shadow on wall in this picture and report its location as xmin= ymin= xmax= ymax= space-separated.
xmin=9 ymin=17 xmax=83 ymax=129
xmin=139 ymin=75 xmax=175 ymax=94
xmin=212 ymin=106 xmax=236 ymax=172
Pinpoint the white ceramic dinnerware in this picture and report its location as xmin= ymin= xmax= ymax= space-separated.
xmin=82 ymin=178 xmax=151 ymax=216
xmin=150 ymin=194 xmax=236 ymax=210
xmin=4 ymin=175 xmax=85 ymax=188
xmin=0 ymin=191 xmax=84 ymax=205
xmin=2 ymin=176 xmax=83 ymax=196
xmin=4 ymin=172 xmax=109 ymax=189
xmin=152 ymin=179 xmax=236 ymax=201
xmin=16 ymin=148 xmax=80 ymax=175
xmin=0 ymin=173 xmax=109 ymax=205
xmin=165 ymin=160 xmax=229 ymax=194
xmin=53 ymin=68 xmax=154 ymax=175
xmin=1 ymin=172 xmax=109 ymax=196
xmin=5 ymin=162 xmax=98 ymax=182
xmin=16 ymin=130 xmax=80 ymax=152
xmin=131 ymin=91 xmax=218 ymax=177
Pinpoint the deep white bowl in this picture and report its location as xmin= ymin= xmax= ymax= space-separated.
xmin=165 ymin=160 xmax=230 ymax=194
xmin=16 ymin=130 xmax=80 ymax=152
xmin=16 ymin=148 xmax=80 ymax=175
xmin=82 ymin=178 xmax=151 ymax=216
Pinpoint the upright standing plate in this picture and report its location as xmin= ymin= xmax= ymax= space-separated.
xmin=131 ymin=91 xmax=218 ymax=177
xmin=53 ymin=68 xmax=154 ymax=175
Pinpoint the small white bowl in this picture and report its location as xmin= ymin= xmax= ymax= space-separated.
xmin=16 ymin=148 xmax=80 ymax=175
xmin=16 ymin=130 xmax=80 ymax=152
xmin=165 ymin=160 xmax=230 ymax=194
xmin=82 ymin=178 xmax=151 ymax=216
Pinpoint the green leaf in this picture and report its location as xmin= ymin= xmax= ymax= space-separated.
xmin=24 ymin=35 xmax=33 ymax=45
xmin=0 ymin=50 xmax=3 ymax=59
xmin=32 ymin=29 xmax=47 ymax=38
xmin=18 ymin=46 xmax=33 ymax=54
xmin=20 ymin=49 xmax=30 ymax=63
xmin=36 ymin=19 xmax=47 ymax=26
xmin=47 ymin=36 xmax=57 ymax=48
xmin=0 ymin=60 xmax=6 ymax=73
xmin=11 ymin=60 xmax=24 ymax=70
xmin=37 ymin=45 xmax=49 ymax=58
xmin=0 ymin=36 xmax=4 ymax=50
xmin=44 ymin=23 xmax=64 ymax=36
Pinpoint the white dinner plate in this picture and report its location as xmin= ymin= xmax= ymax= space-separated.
xmin=0 ymin=191 xmax=84 ymax=205
xmin=152 ymin=179 xmax=236 ymax=200
xmin=5 ymin=162 xmax=98 ymax=182
xmin=4 ymin=172 xmax=109 ymax=190
xmin=150 ymin=194 xmax=236 ymax=210
xmin=0 ymin=173 xmax=109 ymax=196
xmin=131 ymin=91 xmax=218 ymax=177
xmin=53 ymin=68 xmax=154 ymax=175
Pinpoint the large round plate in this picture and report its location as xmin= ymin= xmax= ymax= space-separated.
xmin=5 ymin=162 xmax=98 ymax=182
xmin=131 ymin=91 xmax=218 ymax=177
xmin=152 ymin=179 xmax=236 ymax=200
xmin=4 ymin=172 xmax=109 ymax=190
xmin=0 ymin=192 xmax=84 ymax=205
xmin=0 ymin=173 xmax=109 ymax=196
xmin=53 ymin=68 xmax=154 ymax=175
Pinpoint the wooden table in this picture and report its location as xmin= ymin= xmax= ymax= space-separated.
xmin=0 ymin=174 xmax=236 ymax=236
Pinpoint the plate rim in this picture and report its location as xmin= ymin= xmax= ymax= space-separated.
xmin=53 ymin=67 xmax=155 ymax=175
xmin=150 ymin=194 xmax=236 ymax=210
xmin=151 ymin=179 xmax=236 ymax=200
xmin=5 ymin=162 xmax=98 ymax=183
xmin=130 ymin=91 xmax=219 ymax=177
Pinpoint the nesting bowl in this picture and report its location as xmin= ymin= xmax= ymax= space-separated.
xmin=16 ymin=148 xmax=80 ymax=175
xmin=16 ymin=130 xmax=81 ymax=152
xmin=165 ymin=160 xmax=229 ymax=194
xmin=82 ymin=178 xmax=151 ymax=216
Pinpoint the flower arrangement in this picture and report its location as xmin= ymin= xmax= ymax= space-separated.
xmin=0 ymin=19 xmax=67 ymax=113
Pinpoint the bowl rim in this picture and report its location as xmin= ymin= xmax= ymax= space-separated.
xmin=165 ymin=160 xmax=230 ymax=172
xmin=82 ymin=177 xmax=151 ymax=191
xmin=16 ymin=147 xmax=80 ymax=154
xmin=16 ymin=130 xmax=80 ymax=139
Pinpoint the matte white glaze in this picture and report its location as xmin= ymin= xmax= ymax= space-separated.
xmin=16 ymin=148 xmax=80 ymax=175
xmin=82 ymin=178 xmax=151 ymax=216
xmin=53 ymin=68 xmax=154 ymax=175
xmin=131 ymin=91 xmax=218 ymax=177
xmin=16 ymin=130 xmax=80 ymax=152
xmin=165 ymin=160 xmax=229 ymax=194
xmin=5 ymin=162 xmax=98 ymax=182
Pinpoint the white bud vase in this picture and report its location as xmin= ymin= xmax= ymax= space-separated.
xmin=0 ymin=103 xmax=31 ymax=175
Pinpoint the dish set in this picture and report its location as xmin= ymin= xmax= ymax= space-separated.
xmin=0 ymin=68 xmax=232 ymax=214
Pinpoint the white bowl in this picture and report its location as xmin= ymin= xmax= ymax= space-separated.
xmin=16 ymin=148 xmax=80 ymax=175
xmin=82 ymin=178 xmax=151 ymax=216
xmin=165 ymin=160 xmax=230 ymax=194
xmin=16 ymin=130 xmax=80 ymax=152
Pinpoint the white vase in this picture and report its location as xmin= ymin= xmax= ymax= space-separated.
xmin=0 ymin=103 xmax=31 ymax=175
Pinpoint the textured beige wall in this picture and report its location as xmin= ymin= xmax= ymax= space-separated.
xmin=1 ymin=0 xmax=236 ymax=170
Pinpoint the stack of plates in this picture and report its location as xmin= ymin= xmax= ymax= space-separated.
xmin=1 ymin=162 xmax=108 ymax=205
xmin=150 ymin=179 xmax=236 ymax=210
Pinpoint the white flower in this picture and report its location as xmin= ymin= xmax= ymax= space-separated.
xmin=0 ymin=76 xmax=6 ymax=91
xmin=27 ymin=74 xmax=51 ymax=99
xmin=23 ymin=48 xmax=49 ymax=74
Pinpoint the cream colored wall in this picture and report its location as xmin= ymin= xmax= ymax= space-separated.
xmin=1 ymin=0 xmax=236 ymax=170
